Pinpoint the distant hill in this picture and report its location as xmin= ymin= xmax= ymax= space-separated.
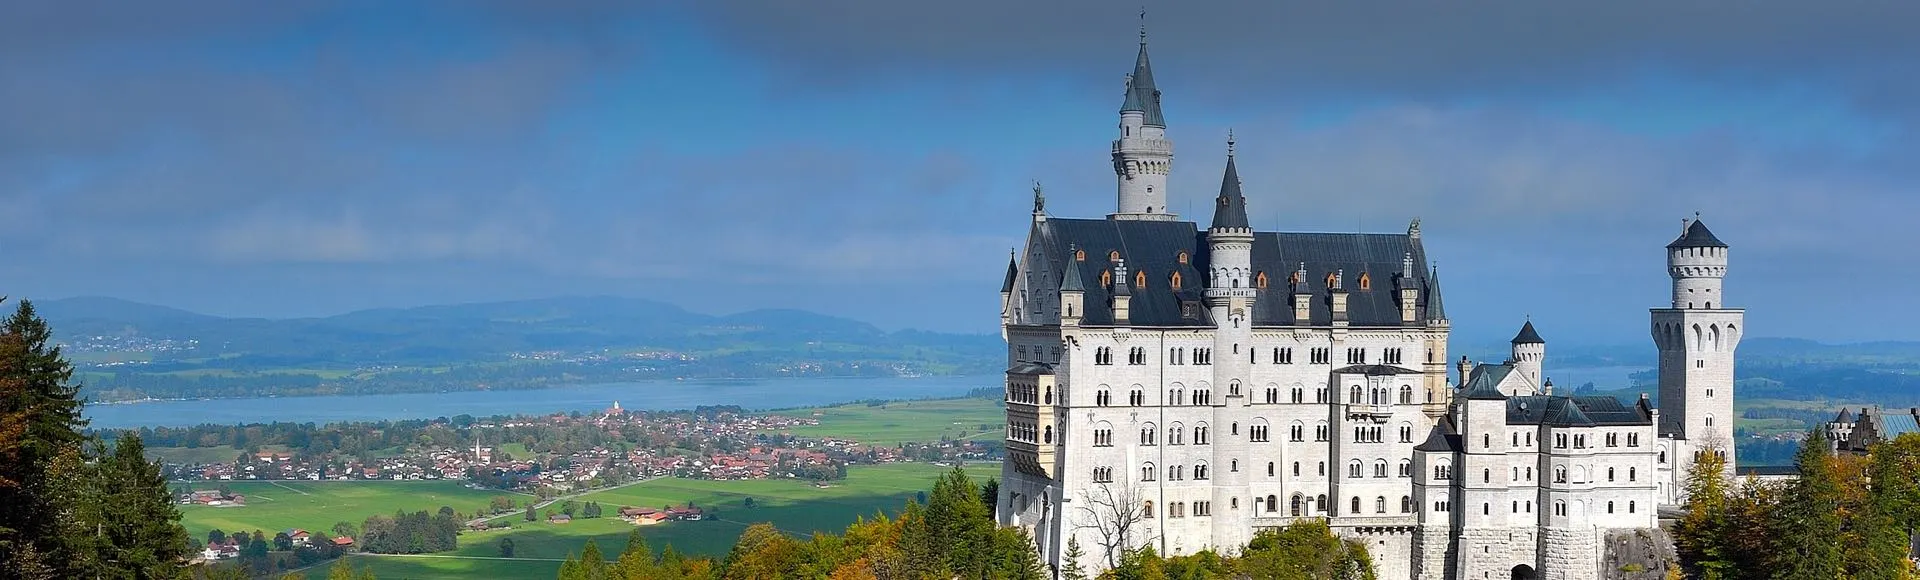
xmin=35 ymin=296 xmax=1003 ymax=402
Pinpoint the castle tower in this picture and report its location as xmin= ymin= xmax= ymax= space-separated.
xmin=1110 ymin=24 xmax=1175 ymax=221
xmin=1652 ymin=216 xmax=1742 ymax=476
xmin=1206 ymin=135 xmax=1256 ymax=540
xmin=1509 ymin=321 xmax=1545 ymax=396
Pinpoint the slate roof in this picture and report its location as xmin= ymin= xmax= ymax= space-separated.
xmin=1880 ymin=413 xmax=1920 ymax=438
xmin=1006 ymin=362 xmax=1056 ymax=375
xmin=1034 ymin=218 xmax=1437 ymax=328
xmin=1459 ymin=364 xmax=1512 ymax=400
xmin=1059 ymin=248 xmax=1085 ymax=292
xmin=1506 ymin=395 xmax=1652 ymax=426
xmin=1333 ymin=364 xmax=1421 ymax=376
xmin=1120 ymin=39 xmax=1165 ymax=127
xmin=1834 ymin=408 xmax=1855 ymax=424
xmin=1668 ymin=219 xmax=1728 ymax=249
xmin=1425 ymin=267 xmax=1447 ymax=320
xmin=1414 ymin=422 xmax=1462 ymax=452
xmin=1210 ymin=152 xmax=1250 ymax=230
xmin=1002 ymin=255 xmax=1018 ymax=293
xmin=1511 ymin=321 xmax=1544 ymax=344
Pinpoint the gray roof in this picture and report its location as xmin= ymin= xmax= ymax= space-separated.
xmin=1425 ymin=266 xmax=1447 ymax=320
xmin=1333 ymin=364 xmax=1421 ymax=376
xmin=1506 ymin=395 xmax=1652 ymax=426
xmin=1881 ymin=413 xmax=1920 ymax=438
xmin=1835 ymin=408 xmax=1855 ymax=424
xmin=1002 ymin=255 xmax=1018 ymax=293
xmin=1414 ymin=422 xmax=1462 ymax=452
xmin=1209 ymin=152 xmax=1250 ymax=230
xmin=1059 ymin=248 xmax=1085 ymax=292
xmin=1120 ymin=40 xmax=1165 ymax=127
xmin=1668 ymin=219 xmax=1728 ymax=249
xmin=1511 ymin=321 xmax=1544 ymax=344
xmin=1459 ymin=364 xmax=1512 ymax=400
xmin=1035 ymin=218 xmax=1437 ymax=328
xmin=1006 ymin=362 xmax=1056 ymax=375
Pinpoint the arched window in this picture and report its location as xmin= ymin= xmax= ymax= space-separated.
xmin=1142 ymin=500 xmax=1154 ymax=518
xmin=1170 ymin=271 xmax=1183 ymax=290
xmin=1350 ymin=386 xmax=1363 ymax=404
xmin=1607 ymin=501 xmax=1615 ymax=514
xmin=1399 ymin=386 xmax=1413 ymax=404
xmin=1325 ymin=273 xmax=1337 ymax=288
xmin=1075 ymin=249 xmax=1086 ymax=262
xmin=1267 ymin=462 xmax=1275 ymax=477
xmin=1348 ymin=460 xmax=1363 ymax=478
xmin=1256 ymin=272 xmax=1269 ymax=289
xmin=1375 ymin=496 xmax=1386 ymax=514
xmin=1483 ymin=468 xmax=1491 ymax=483
xmin=1135 ymin=270 xmax=1147 ymax=289
xmin=1100 ymin=270 xmax=1112 ymax=288
xmin=1358 ymin=272 xmax=1372 ymax=290
xmin=1141 ymin=462 xmax=1156 ymax=481
xmin=1401 ymin=496 xmax=1413 ymax=513
xmin=1350 ymin=496 xmax=1361 ymax=515
xmin=1398 ymin=459 xmax=1413 ymax=477
xmin=1176 ymin=251 xmax=1189 ymax=264
xmin=1289 ymin=494 xmax=1301 ymax=516
xmin=1374 ymin=460 xmax=1388 ymax=478
xmin=1109 ymin=250 xmax=1121 ymax=261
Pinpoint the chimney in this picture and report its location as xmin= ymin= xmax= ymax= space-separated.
xmin=1291 ymin=262 xmax=1311 ymax=323
xmin=1398 ymin=253 xmax=1418 ymax=324
xmin=1456 ymin=355 xmax=1471 ymax=387
xmin=1330 ymin=269 xmax=1348 ymax=324
xmin=1111 ymin=258 xmax=1132 ymax=326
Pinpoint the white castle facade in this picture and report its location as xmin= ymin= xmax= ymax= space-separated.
xmin=994 ymin=31 xmax=1743 ymax=580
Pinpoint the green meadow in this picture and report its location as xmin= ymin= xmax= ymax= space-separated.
xmin=775 ymin=398 xmax=1004 ymax=446
xmin=177 ymin=480 xmax=504 ymax=542
xmin=335 ymin=463 xmax=997 ymax=580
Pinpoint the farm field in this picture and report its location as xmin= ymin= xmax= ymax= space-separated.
xmin=350 ymin=463 xmax=997 ymax=580
xmin=177 ymin=480 xmax=504 ymax=542
xmin=774 ymin=397 xmax=1003 ymax=446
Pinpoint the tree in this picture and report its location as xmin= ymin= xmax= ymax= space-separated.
xmin=982 ymin=477 xmax=1000 ymax=514
xmin=499 ymin=537 xmax=516 ymax=558
xmin=332 ymin=521 xmax=358 ymax=541
xmin=1674 ymin=444 xmax=1734 ymax=580
xmin=1769 ymin=430 xmax=1843 ymax=580
xmin=526 ymin=504 xmax=537 ymax=522
xmin=724 ymin=523 xmax=800 ymax=579
xmin=743 ymin=496 xmax=756 ymax=509
xmin=1075 ymin=482 xmax=1152 ymax=569
xmin=1236 ymin=520 xmax=1375 ymax=580
xmin=924 ymin=466 xmax=993 ymax=576
xmin=209 ymin=529 xmax=228 ymax=546
xmin=0 ymin=299 xmax=90 ymax=576
xmin=1061 ymin=536 xmax=1092 ymax=580
xmin=274 ymin=532 xmax=295 ymax=551
xmin=81 ymin=434 xmax=192 ymax=576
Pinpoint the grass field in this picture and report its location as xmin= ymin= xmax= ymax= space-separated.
xmin=177 ymin=481 xmax=504 ymax=542
xmin=329 ymin=463 xmax=997 ymax=580
xmin=774 ymin=398 xmax=1004 ymax=446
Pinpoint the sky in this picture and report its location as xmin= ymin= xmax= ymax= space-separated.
xmin=2 ymin=1 xmax=1916 ymax=346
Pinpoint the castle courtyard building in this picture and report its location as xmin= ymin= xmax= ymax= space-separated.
xmin=996 ymin=30 xmax=1740 ymax=580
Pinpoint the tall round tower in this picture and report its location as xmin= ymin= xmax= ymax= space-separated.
xmin=1509 ymin=321 xmax=1545 ymax=396
xmin=1110 ymin=26 xmax=1174 ymax=221
xmin=1668 ymin=216 xmax=1728 ymax=309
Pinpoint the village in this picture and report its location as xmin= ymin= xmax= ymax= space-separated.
xmin=159 ymin=403 xmax=998 ymax=493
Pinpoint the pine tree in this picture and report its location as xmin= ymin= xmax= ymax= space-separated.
xmin=1062 ymin=536 xmax=1092 ymax=580
xmin=1769 ymin=430 xmax=1844 ymax=580
xmin=1674 ymin=445 xmax=1734 ymax=580
xmin=579 ymin=539 xmax=609 ymax=580
xmin=1855 ymin=436 xmax=1920 ymax=580
xmin=88 ymin=434 xmax=192 ymax=577
xmin=0 ymin=299 xmax=89 ymax=575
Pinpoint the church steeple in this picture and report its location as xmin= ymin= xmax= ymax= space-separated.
xmin=1110 ymin=15 xmax=1174 ymax=221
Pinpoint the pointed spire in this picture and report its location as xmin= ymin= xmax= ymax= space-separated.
xmin=1210 ymin=133 xmax=1250 ymax=230
xmin=1061 ymin=245 xmax=1085 ymax=292
xmin=1002 ymin=249 xmax=1018 ymax=293
xmin=1426 ymin=265 xmax=1448 ymax=320
xmin=1119 ymin=13 xmax=1165 ymax=127
xmin=1512 ymin=320 xmax=1545 ymax=345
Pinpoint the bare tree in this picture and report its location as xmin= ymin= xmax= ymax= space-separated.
xmin=1073 ymin=483 xmax=1153 ymax=569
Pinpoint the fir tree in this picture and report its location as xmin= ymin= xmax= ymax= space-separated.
xmin=1062 ymin=536 xmax=1092 ymax=580
xmin=1769 ymin=430 xmax=1844 ymax=580
xmin=91 ymin=434 xmax=191 ymax=577
xmin=0 ymin=299 xmax=88 ymax=575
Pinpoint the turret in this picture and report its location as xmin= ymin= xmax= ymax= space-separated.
xmin=1060 ymin=245 xmax=1085 ymax=327
xmin=1455 ymin=356 xmax=1471 ymax=388
xmin=1110 ymin=24 xmax=1174 ymax=220
xmin=1668 ymin=215 xmax=1729 ymax=309
xmin=1205 ymin=134 xmax=1254 ymax=295
xmin=1510 ymin=320 xmax=1545 ymax=395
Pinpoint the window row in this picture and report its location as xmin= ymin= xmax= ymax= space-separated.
xmin=1134 ymin=462 xmax=1212 ymax=482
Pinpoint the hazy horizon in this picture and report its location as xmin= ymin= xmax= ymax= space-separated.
xmin=5 ymin=2 xmax=1917 ymax=344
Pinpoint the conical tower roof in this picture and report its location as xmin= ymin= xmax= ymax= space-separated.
xmin=1210 ymin=137 xmax=1250 ymax=230
xmin=1512 ymin=321 xmax=1545 ymax=345
xmin=1119 ymin=30 xmax=1165 ymax=127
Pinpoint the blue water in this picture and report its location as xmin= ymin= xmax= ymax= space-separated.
xmin=85 ymin=375 xmax=992 ymax=429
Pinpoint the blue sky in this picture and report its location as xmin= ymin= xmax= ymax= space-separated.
xmin=3 ymin=1 xmax=1916 ymax=345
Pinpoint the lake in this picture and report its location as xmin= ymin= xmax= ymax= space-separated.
xmin=85 ymin=375 xmax=994 ymax=429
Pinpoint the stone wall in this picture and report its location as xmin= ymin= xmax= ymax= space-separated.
xmin=1600 ymin=528 xmax=1674 ymax=580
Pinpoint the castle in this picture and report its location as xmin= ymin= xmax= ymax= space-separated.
xmin=994 ymin=29 xmax=1743 ymax=580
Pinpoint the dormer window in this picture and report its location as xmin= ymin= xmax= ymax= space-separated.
xmin=1135 ymin=270 xmax=1147 ymax=289
xmin=1325 ymin=273 xmax=1337 ymax=288
xmin=1358 ymin=273 xmax=1372 ymax=290
xmin=1109 ymin=250 xmax=1121 ymax=261
xmin=1170 ymin=272 xmax=1183 ymax=290
xmin=1075 ymin=249 xmax=1086 ymax=262
xmin=1100 ymin=270 xmax=1112 ymax=288
xmin=1256 ymin=272 xmax=1269 ymax=289
xmin=1177 ymin=251 xmax=1189 ymax=264
xmin=1289 ymin=271 xmax=1301 ymax=285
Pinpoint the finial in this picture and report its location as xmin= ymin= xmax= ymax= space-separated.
xmin=1139 ymin=7 xmax=1148 ymax=44
xmin=1226 ymin=129 xmax=1236 ymax=157
xmin=1032 ymin=181 xmax=1045 ymax=214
